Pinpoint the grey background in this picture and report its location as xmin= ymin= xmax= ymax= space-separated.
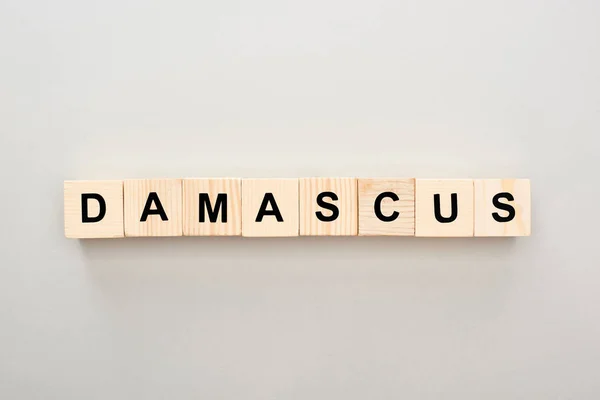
xmin=1 ymin=0 xmax=599 ymax=398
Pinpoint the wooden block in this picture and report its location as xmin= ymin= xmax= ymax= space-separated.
xmin=474 ymin=179 xmax=531 ymax=236
xmin=242 ymin=179 xmax=299 ymax=237
xmin=183 ymin=178 xmax=241 ymax=236
xmin=299 ymin=178 xmax=357 ymax=236
xmin=415 ymin=179 xmax=474 ymax=237
xmin=64 ymin=180 xmax=124 ymax=238
xmin=124 ymin=179 xmax=182 ymax=237
xmin=358 ymin=178 xmax=415 ymax=236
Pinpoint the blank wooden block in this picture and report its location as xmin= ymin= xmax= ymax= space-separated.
xmin=64 ymin=180 xmax=124 ymax=239
xmin=415 ymin=179 xmax=474 ymax=237
xmin=242 ymin=179 xmax=299 ymax=237
xmin=299 ymin=178 xmax=357 ymax=236
xmin=124 ymin=179 xmax=182 ymax=237
xmin=358 ymin=178 xmax=415 ymax=236
xmin=474 ymin=179 xmax=531 ymax=237
xmin=183 ymin=178 xmax=241 ymax=236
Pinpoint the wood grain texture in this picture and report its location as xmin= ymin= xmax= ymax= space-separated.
xmin=474 ymin=179 xmax=531 ymax=237
xmin=415 ymin=179 xmax=474 ymax=237
xmin=124 ymin=179 xmax=182 ymax=237
xmin=64 ymin=180 xmax=124 ymax=238
xmin=242 ymin=179 xmax=299 ymax=237
xmin=299 ymin=177 xmax=357 ymax=236
xmin=183 ymin=178 xmax=241 ymax=236
xmin=358 ymin=178 xmax=415 ymax=236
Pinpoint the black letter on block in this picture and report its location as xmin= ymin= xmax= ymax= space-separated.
xmin=81 ymin=193 xmax=106 ymax=223
xmin=374 ymin=191 xmax=399 ymax=222
xmin=256 ymin=193 xmax=283 ymax=222
xmin=199 ymin=193 xmax=227 ymax=223
xmin=316 ymin=192 xmax=339 ymax=222
xmin=434 ymin=193 xmax=458 ymax=223
xmin=492 ymin=192 xmax=516 ymax=222
xmin=140 ymin=192 xmax=168 ymax=222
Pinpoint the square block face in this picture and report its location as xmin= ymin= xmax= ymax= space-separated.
xmin=124 ymin=179 xmax=182 ymax=237
xmin=242 ymin=179 xmax=299 ymax=237
xmin=299 ymin=178 xmax=357 ymax=236
xmin=183 ymin=178 xmax=241 ymax=236
xmin=474 ymin=179 xmax=531 ymax=237
xmin=64 ymin=180 xmax=124 ymax=238
xmin=415 ymin=179 xmax=474 ymax=237
xmin=358 ymin=178 xmax=415 ymax=236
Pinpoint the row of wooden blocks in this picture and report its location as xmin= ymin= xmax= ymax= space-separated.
xmin=64 ymin=178 xmax=531 ymax=238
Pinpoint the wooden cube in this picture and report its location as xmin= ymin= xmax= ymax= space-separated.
xmin=415 ymin=179 xmax=474 ymax=237
xmin=183 ymin=178 xmax=241 ymax=236
xmin=299 ymin=178 xmax=357 ymax=236
xmin=474 ymin=179 xmax=531 ymax=236
xmin=64 ymin=180 xmax=124 ymax=238
xmin=242 ymin=179 xmax=299 ymax=237
xmin=358 ymin=178 xmax=415 ymax=236
xmin=124 ymin=179 xmax=182 ymax=237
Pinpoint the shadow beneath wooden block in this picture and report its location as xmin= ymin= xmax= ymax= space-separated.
xmin=77 ymin=236 xmax=523 ymax=328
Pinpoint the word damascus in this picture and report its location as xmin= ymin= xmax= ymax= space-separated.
xmin=64 ymin=178 xmax=531 ymax=238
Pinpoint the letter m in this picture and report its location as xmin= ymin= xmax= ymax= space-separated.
xmin=199 ymin=193 xmax=227 ymax=223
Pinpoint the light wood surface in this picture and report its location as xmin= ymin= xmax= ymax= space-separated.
xmin=183 ymin=178 xmax=241 ymax=236
xmin=415 ymin=179 xmax=474 ymax=237
xmin=124 ymin=179 xmax=182 ymax=237
xmin=299 ymin=178 xmax=357 ymax=236
xmin=474 ymin=179 xmax=531 ymax=236
xmin=358 ymin=178 xmax=415 ymax=236
xmin=65 ymin=177 xmax=531 ymax=239
xmin=242 ymin=179 xmax=299 ymax=237
xmin=64 ymin=180 xmax=124 ymax=239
